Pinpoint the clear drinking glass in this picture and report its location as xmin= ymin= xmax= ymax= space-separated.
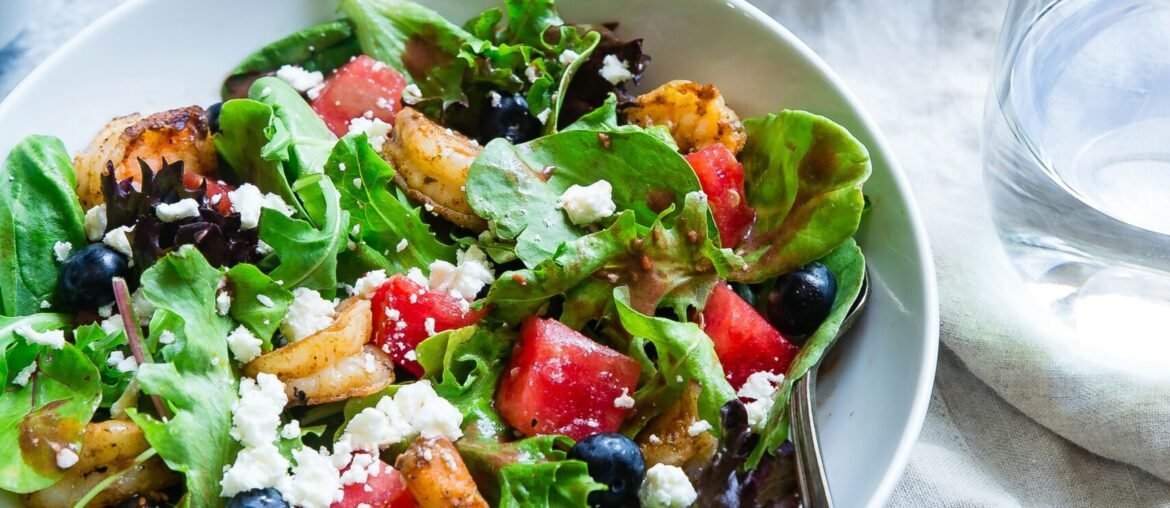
xmin=984 ymin=0 xmax=1170 ymax=344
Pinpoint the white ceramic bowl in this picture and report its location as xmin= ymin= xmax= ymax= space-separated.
xmin=0 ymin=1 xmax=938 ymax=506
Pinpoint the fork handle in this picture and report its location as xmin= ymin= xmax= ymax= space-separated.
xmin=791 ymin=366 xmax=834 ymax=508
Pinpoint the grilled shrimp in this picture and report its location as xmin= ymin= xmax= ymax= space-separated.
xmin=385 ymin=108 xmax=487 ymax=232
xmin=245 ymin=299 xmax=394 ymax=405
xmin=623 ymin=80 xmax=747 ymax=155
xmin=396 ymin=437 xmax=489 ymax=508
xmin=74 ymin=106 xmax=218 ymax=208
xmin=24 ymin=420 xmax=180 ymax=508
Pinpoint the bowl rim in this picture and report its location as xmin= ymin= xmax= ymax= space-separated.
xmin=0 ymin=0 xmax=940 ymax=506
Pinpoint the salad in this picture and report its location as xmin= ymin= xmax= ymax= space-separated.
xmin=0 ymin=0 xmax=871 ymax=506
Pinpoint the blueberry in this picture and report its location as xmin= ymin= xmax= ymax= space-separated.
xmin=569 ymin=432 xmax=645 ymax=507
xmin=207 ymin=102 xmax=223 ymax=134
xmin=57 ymin=243 xmax=131 ymax=310
xmin=478 ymin=93 xmax=542 ymax=145
xmin=226 ymin=488 xmax=289 ymax=508
xmin=765 ymin=262 xmax=837 ymax=338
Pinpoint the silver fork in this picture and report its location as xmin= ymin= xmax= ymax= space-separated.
xmin=789 ymin=271 xmax=871 ymax=508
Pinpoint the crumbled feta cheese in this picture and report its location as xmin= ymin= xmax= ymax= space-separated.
xmin=106 ymin=350 xmax=139 ymax=372
xmin=102 ymin=225 xmax=135 ymax=261
xmin=401 ymin=84 xmax=422 ymax=104
xmin=352 ymin=178 xmax=363 ymax=190
xmin=488 ymin=91 xmax=502 ymax=107
xmin=687 ymin=420 xmax=713 ymax=436
xmin=281 ymin=420 xmax=301 ymax=440
xmin=352 ymin=270 xmax=388 ymax=299
xmin=84 ymin=204 xmax=107 ymax=241
xmin=344 ymin=406 xmax=412 ymax=452
xmin=558 ymin=49 xmax=581 ymax=66
xmin=12 ymin=362 xmax=36 ymax=387
xmin=260 ymin=86 xmax=273 ymax=97
xmin=347 ymin=117 xmax=393 ymax=151
xmin=155 ymin=198 xmax=201 ymax=223
xmin=423 ymin=203 xmax=435 ymax=213
xmin=256 ymin=240 xmax=274 ymax=255
xmin=525 ymin=64 xmax=540 ymax=83
xmin=738 ymin=370 xmax=785 ymax=431
xmin=557 ymin=180 xmax=616 ymax=225
xmin=639 ymin=464 xmax=697 ymax=508
xmin=281 ymin=288 xmax=337 ymax=342
xmin=97 ymin=303 xmax=114 ymax=318
xmin=158 ymin=330 xmax=177 ymax=345
xmin=53 ymin=241 xmax=72 ymax=262
xmin=423 ymin=317 xmax=437 ymax=336
xmin=599 ymin=54 xmax=634 ymax=85
xmin=16 ymin=325 xmax=65 ymax=349
xmin=613 ymin=388 xmax=635 ymax=409
xmin=227 ymin=325 xmax=263 ymax=364
xmin=275 ymin=64 xmax=325 ymax=93
xmin=229 ymin=184 xmax=294 ymax=229
xmin=405 ymin=267 xmax=429 ymax=287
xmin=221 ymin=443 xmax=290 ymax=497
xmin=99 ymin=314 xmax=124 ymax=334
xmin=395 ymin=238 xmax=409 ymax=252
xmin=216 ymin=289 xmax=233 ymax=317
xmin=647 ymin=434 xmax=662 ymax=444
xmin=39 ymin=300 xmax=50 ymax=309
xmin=231 ymin=373 xmax=289 ymax=448
xmin=404 ymin=349 xmax=417 ymax=361
xmin=277 ymin=447 xmax=343 ymax=508
xmin=131 ymin=288 xmax=157 ymax=323
xmin=56 ymin=448 xmax=79 ymax=469
xmin=427 ymin=246 xmax=495 ymax=301
xmin=257 ymin=294 xmax=275 ymax=308
xmin=392 ymin=381 xmax=464 ymax=441
xmin=536 ymin=108 xmax=551 ymax=124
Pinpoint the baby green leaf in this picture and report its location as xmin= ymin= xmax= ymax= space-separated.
xmin=225 ymin=263 xmax=293 ymax=345
xmin=260 ymin=174 xmax=349 ymax=298
xmin=222 ymin=20 xmax=360 ymax=100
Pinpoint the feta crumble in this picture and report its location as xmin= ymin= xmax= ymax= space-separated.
xmin=39 ymin=300 xmax=50 ymax=309
xmin=216 ymin=289 xmax=233 ymax=317
xmin=557 ymin=180 xmax=616 ymax=225
xmin=614 ymin=388 xmax=635 ymax=409
xmin=84 ymin=204 xmax=107 ymax=241
xmin=12 ymin=363 xmax=36 ymax=387
xmin=599 ymin=54 xmax=634 ymax=85
xmin=639 ymin=464 xmax=697 ymax=508
xmin=423 ymin=317 xmax=437 ymax=336
xmin=155 ymin=198 xmax=201 ymax=223
xmin=221 ymin=443 xmax=290 ymax=497
xmin=56 ymin=448 xmax=80 ymax=469
xmin=278 ymin=447 xmax=343 ymax=508
xmin=158 ymin=330 xmax=177 ymax=345
xmin=230 ymin=373 xmax=288 ymax=449
xmin=488 ymin=91 xmax=502 ymax=107
xmin=405 ymin=267 xmax=429 ymax=287
xmin=227 ymin=325 xmax=263 ymax=364
xmin=52 ymin=241 xmax=72 ymax=262
xmin=106 ymin=350 xmax=139 ymax=373
xmin=347 ymin=117 xmax=393 ymax=152
xmin=99 ymin=314 xmax=124 ymax=334
xmin=686 ymin=420 xmax=713 ymax=436
xmin=352 ymin=270 xmax=388 ymax=299
xmin=281 ymin=288 xmax=337 ymax=342
xmin=256 ymin=239 xmax=274 ymax=256
xmin=396 ymin=238 xmax=409 ymax=252
xmin=402 ymin=83 xmax=422 ymax=104
xmin=16 ymin=325 xmax=65 ymax=349
xmin=102 ymin=225 xmax=135 ymax=261
xmin=737 ymin=370 xmax=785 ymax=431
xmin=427 ymin=246 xmax=495 ymax=301
xmin=257 ymin=294 xmax=275 ymax=308
xmin=525 ymin=64 xmax=540 ymax=83
xmin=536 ymin=108 xmax=551 ymax=124
xmin=281 ymin=420 xmax=302 ymax=440
xmin=275 ymin=64 xmax=325 ymax=93
xmin=558 ymin=49 xmax=581 ymax=66
xmin=230 ymin=184 xmax=296 ymax=229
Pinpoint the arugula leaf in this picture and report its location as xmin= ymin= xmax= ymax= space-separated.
xmin=747 ymin=239 xmax=865 ymax=468
xmin=260 ymin=174 xmax=349 ymax=299
xmin=73 ymin=324 xmax=132 ymax=408
xmin=0 ymin=313 xmax=100 ymax=492
xmin=324 ymin=134 xmax=457 ymax=275
xmin=225 ymin=263 xmax=293 ymax=345
xmin=222 ymin=20 xmax=360 ymax=99
xmin=0 ymin=136 xmax=85 ymax=316
xmin=730 ymin=111 xmax=870 ymax=283
xmin=613 ymin=287 xmax=735 ymax=437
xmin=416 ymin=325 xmax=513 ymax=438
xmin=127 ymin=246 xmax=239 ymax=507
xmin=215 ymin=98 xmax=305 ymax=218
xmin=466 ymin=129 xmax=700 ymax=267
xmin=248 ymin=77 xmax=337 ymax=183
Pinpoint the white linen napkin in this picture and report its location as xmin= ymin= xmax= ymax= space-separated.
xmin=750 ymin=0 xmax=1170 ymax=504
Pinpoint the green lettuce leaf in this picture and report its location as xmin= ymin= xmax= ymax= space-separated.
xmin=248 ymin=78 xmax=337 ymax=184
xmin=127 ymin=246 xmax=239 ymax=508
xmin=325 ymin=134 xmax=457 ymax=276
xmin=466 ymin=129 xmax=700 ymax=267
xmin=561 ymin=94 xmax=677 ymax=149
xmin=215 ymin=98 xmax=306 ymax=219
xmin=222 ymin=20 xmax=360 ymax=100
xmin=747 ymin=239 xmax=865 ymax=468
xmin=260 ymin=174 xmax=349 ymax=299
xmin=730 ymin=111 xmax=870 ymax=283
xmin=0 ymin=312 xmax=100 ymax=492
xmin=225 ymin=263 xmax=293 ymax=345
xmin=0 ymin=136 xmax=85 ymax=316
xmin=416 ymin=325 xmax=513 ymax=438
xmin=613 ymin=287 xmax=735 ymax=437
xmin=73 ymin=323 xmax=132 ymax=408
